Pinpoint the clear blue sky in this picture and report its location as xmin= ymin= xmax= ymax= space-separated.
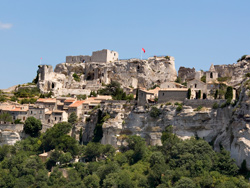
xmin=0 ymin=0 xmax=250 ymax=89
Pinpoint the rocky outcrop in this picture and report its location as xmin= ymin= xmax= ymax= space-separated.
xmin=178 ymin=66 xmax=196 ymax=83
xmin=214 ymin=57 xmax=250 ymax=87
xmin=0 ymin=124 xmax=23 ymax=146
xmin=37 ymin=56 xmax=177 ymax=96
xmin=0 ymin=130 xmax=21 ymax=146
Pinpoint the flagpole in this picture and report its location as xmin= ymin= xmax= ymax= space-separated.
xmin=141 ymin=49 xmax=142 ymax=60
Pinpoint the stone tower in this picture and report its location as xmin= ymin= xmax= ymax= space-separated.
xmin=206 ymin=64 xmax=218 ymax=83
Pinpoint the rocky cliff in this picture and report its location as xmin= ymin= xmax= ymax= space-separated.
xmin=37 ymin=56 xmax=177 ymax=96
xmin=80 ymin=81 xmax=250 ymax=169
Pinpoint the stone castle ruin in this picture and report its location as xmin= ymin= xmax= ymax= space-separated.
xmin=37 ymin=49 xmax=177 ymax=96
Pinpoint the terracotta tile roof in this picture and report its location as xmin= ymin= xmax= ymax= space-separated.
xmin=37 ymin=98 xmax=56 ymax=103
xmin=160 ymin=88 xmax=188 ymax=91
xmin=45 ymin=111 xmax=52 ymax=115
xmin=69 ymin=101 xmax=85 ymax=108
xmin=52 ymin=110 xmax=64 ymax=113
xmin=64 ymin=98 xmax=76 ymax=103
xmin=141 ymin=87 xmax=160 ymax=95
xmin=10 ymin=107 xmax=28 ymax=112
xmin=94 ymin=95 xmax=112 ymax=100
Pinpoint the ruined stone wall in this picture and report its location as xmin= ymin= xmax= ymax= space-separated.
xmin=66 ymin=55 xmax=91 ymax=63
xmin=183 ymin=99 xmax=226 ymax=108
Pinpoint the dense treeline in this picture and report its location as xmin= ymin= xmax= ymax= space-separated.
xmin=0 ymin=124 xmax=249 ymax=187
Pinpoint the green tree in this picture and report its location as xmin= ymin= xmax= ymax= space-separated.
xmin=174 ymin=177 xmax=195 ymax=188
xmin=198 ymin=90 xmax=201 ymax=99
xmin=83 ymin=174 xmax=100 ymax=188
xmin=150 ymin=107 xmax=161 ymax=118
xmin=24 ymin=117 xmax=42 ymax=137
xmin=0 ymin=112 xmax=12 ymax=123
xmin=225 ymin=86 xmax=233 ymax=101
xmin=187 ymin=88 xmax=191 ymax=99
xmin=175 ymin=77 xmax=181 ymax=83
xmin=201 ymin=75 xmax=206 ymax=83
xmin=68 ymin=112 xmax=78 ymax=125
xmin=214 ymin=89 xmax=218 ymax=99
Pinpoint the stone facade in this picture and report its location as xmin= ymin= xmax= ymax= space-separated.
xmin=66 ymin=49 xmax=118 ymax=63
xmin=158 ymin=89 xmax=188 ymax=103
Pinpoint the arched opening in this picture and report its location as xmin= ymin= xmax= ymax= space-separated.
xmin=203 ymin=93 xmax=207 ymax=99
xmin=52 ymin=83 xmax=55 ymax=89
xmin=137 ymin=65 xmax=140 ymax=70
xmin=210 ymin=72 xmax=213 ymax=78
xmin=86 ymin=71 xmax=94 ymax=80
xmin=195 ymin=84 xmax=197 ymax=88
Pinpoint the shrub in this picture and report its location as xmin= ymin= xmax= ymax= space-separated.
xmin=195 ymin=106 xmax=203 ymax=111
xmin=176 ymin=104 xmax=183 ymax=112
xmin=237 ymin=55 xmax=247 ymax=62
xmin=174 ymin=102 xmax=180 ymax=105
xmin=166 ymin=102 xmax=172 ymax=105
xmin=245 ymin=73 xmax=250 ymax=78
xmin=150 ymin=107 xmax=161 ymax=118
xmin=213 ymin=103 xmax=219 ymax=109
xmin=175 ymin=77 xmax=181 ymax=83
xmin=201 ymin=75 xmax=206 ymax=83
xmin=217 ymin=77 xmax=231 ymax=82
xmin=73 ymin=73 xmax=80 ymax=82
xmin=77 ymin=94 xmax=87 ymax=100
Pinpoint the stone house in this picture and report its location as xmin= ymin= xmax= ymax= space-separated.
xmin=187 ymin=79 xmax=207 ymax=99
xmin=36 ymin=98 xmax=57 ymax=111
xmin=158 ymin=88 xmax=188 ymax=103
xmin=160 ymin=82 xmax=184 ymax=89
xmin=0 ymin=104 xmax=28 ymax=122
xmin=137 ymin=87 xmax=160 ymax=106
xmin=28 ymin=105 xmax=46 ymax=123
xmin=45 ymin=110 xmax=68 ymax=124
xmin=68 ymin=101 xmax=85 ymax=117
xmin=63 ymin=98 xmax=76 ymax=111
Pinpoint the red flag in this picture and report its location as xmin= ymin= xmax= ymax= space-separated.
xmin=40 ymin=57 xmax=42 ymax=60
xmin=142 ymin=48 xmax=145 ymax=53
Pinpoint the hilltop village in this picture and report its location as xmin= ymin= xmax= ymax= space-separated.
xmin=1 ymin=49 xmax=250 ymax=170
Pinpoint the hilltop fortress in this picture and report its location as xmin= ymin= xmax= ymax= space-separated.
xmin=37 ymin=49 xmax=177 ymax=96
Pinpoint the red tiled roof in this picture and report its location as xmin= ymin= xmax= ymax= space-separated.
xmin=69 ymin=101 xmax=85 ymax=108
xmin=64 ymin=99 xmax=76 ymax=103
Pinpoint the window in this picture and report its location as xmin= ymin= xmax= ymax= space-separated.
xmin=195 ymin=84 xmax=197 ymax=88
xmin=162 ymin=93 xmax=164 ymax=96
xmin=30 ymin=111 xmax=33 ymax=114
xmin=40 ymin=110 xmax=42 ymax=114
xmin=59 ymin=117 xmax=61 ymax=121
xmin=23 ymin=117 xmax=25 ymax=121
xmin=55 ymin=117 xmax=57 ymax=121
xmin=114 ymin=53 xmax=116 ymax=56
xmin=210 ymin=72 xmax=213 ymax=78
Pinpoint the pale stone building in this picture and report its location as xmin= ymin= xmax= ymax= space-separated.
xmin=206 ymin=64 xmax=218 ymax=83
xmin=158 ymin=88 xmax=188 ymax=103
xmin=66 ymin=49 xmax=118 ymax=63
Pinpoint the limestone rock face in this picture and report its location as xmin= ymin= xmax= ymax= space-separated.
xmin=37 ymin=57 xmax=177 ymax=96
xmin=0 ymin=130 xmax=21 ymax=146
xmin=214 ymin=58 xmax=250 ymax=87
xmin=178 ymin=66 xmax=196 ymax=83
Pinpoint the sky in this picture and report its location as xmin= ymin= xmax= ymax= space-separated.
xmin=0 ymin=0 xmax=250 ymax=89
